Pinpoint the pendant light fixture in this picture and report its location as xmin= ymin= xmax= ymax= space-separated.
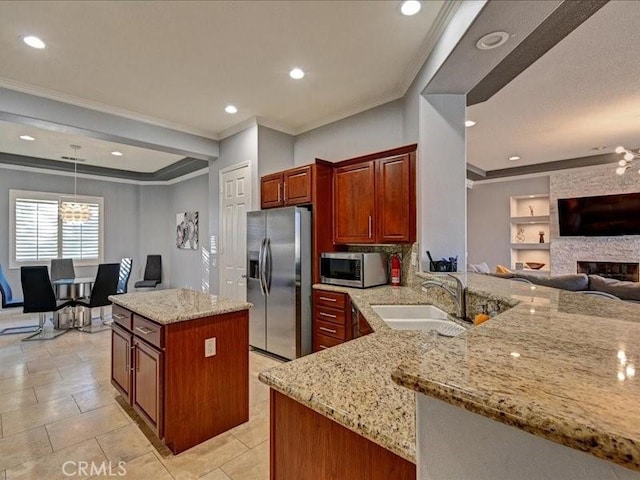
xmin=59 ymin=144 xmax=91 ymax=225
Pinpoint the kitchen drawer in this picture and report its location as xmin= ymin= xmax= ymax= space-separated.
xmin=313 ymin=333 xmax=344 ymax=351
xmin=314 ymin=318 xmax=346 ymax=340
xmin=314 ymin=306 xmax=346 ymax=325
xmin=112 ymin=304 xmax=133 ymax=331
xmin=133 ymin=315 xmax=164 ymax=349
xmin=314 ymin=290 xmax=347 ymax=309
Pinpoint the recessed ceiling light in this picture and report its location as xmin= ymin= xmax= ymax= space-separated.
xmin=465 ymin=120 xmax=476 ymax=127
xmin=19 ymin=135 xmax=35 ymax=141
xmin=529 ymin=195 xmax=535 ymax=198
xmin=476 ymin=31 xmax=509 ymax=50
xmin=225 ymin=105 xmax=238 ymax=114
xmin=23 ymin=35 xmax=46 ymax=49
xmin=399 ymin=0 xmax=421 ymax=16
xmin=289 ymin=68 xmax=305 ymax=80
xmin=111 ymin=151 xmax=123 ymax=156
xmin=508 ymin=155 xmax=521 ymax=161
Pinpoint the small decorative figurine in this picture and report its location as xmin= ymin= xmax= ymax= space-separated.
xmin=539 ymin=231 xmax=545 ymax=243
xmin=515 ymin=227 xmax=526 ymax=243
xmin=529 ymin=205 xmax=534 ymax=216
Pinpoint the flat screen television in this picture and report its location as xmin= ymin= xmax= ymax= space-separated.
xmin=558 ymin=192 xmax=640 ymax=236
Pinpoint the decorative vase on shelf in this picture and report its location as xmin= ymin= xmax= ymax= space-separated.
xmin=539 ymin=231 xmax=545 ymax=243
xmin=529 ymin=205 xmax=534 ymax=216
xmin=515 ymin=227 xmax=526 ymax=243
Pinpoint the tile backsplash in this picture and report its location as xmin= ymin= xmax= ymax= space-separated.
xmin=346 ymin=243 xmax=415 ymax=286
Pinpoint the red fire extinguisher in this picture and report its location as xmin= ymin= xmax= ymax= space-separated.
xmin=390 ymin=254 xmax=401 ymax=286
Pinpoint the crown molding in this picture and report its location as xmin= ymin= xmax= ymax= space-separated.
xmin=0 ymin=77 xmax=220 ymax=140
xmin=217 ymin=117 xmax=259 ymax=140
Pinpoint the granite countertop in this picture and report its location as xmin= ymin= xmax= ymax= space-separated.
xmin=394 ymin=272 xmax=640 ymax=472
xmin=259 ymin=283 xmax=463 ymax=462
xmin=109 ymin=288 xmax=252 ymax=325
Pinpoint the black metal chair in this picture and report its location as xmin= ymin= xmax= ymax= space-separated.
xmin=21 ymin=266 xmax=75 ymax=341
xmin=0 ymin=264 xmax=40 ymax=335
xmin=50 ymin=258 xmax=75 ymax=281
xmin=117 ymin=258 xmax=133 ymax=294
xmin=134 ymin=255 xmax=162 ymax=289
xmin=75 ymin=263 xmax=121 ymax=332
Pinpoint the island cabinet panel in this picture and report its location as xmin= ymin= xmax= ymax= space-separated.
xmin=333 ymin=161 xmax=376 ymax=244
xmin=111 ymin=306 xmax=249 ymax=454
xmin=283 ymin=165 xmax=312 ymax=205
xmin=163 ymin=310 xmax=249 ymax=454
xmin=261 ymin=173 xmax=284 ymax=209
xmin=270 ymin=390 xmax=416 ymax=480
xmin=132 ymin=337 xmax=163 ymax=436
xmin=111 ymin=324 xmax=132 ymax=401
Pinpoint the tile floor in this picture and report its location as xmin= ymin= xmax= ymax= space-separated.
xmin=0 ymin=309 xmax=281 ymax=480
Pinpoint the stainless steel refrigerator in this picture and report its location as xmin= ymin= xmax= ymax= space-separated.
xmin=246 ymin=206 xmax=311 ymax=360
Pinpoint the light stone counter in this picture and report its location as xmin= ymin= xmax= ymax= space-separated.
xmin=394 ymin=272 xmax=640 ymax=472
xmin=109 ymin=288 xmax=252 ymax=324
xmin=259 ymin=283 xmax=463 ymax=462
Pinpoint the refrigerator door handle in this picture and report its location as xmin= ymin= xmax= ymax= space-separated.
xmin=265 ymin=237 xmax=272 ymax=294
xmin=259 ymin=238 xmax=267 ymax=296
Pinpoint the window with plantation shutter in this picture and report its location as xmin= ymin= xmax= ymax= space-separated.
xmin=10 ymin=190 xmax=104 ymax=268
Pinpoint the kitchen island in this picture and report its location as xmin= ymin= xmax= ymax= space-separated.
xmin=260 ymin=273 xmax=640 ymax=479
xmin=109 ymin=288 xmax=251 ymax=454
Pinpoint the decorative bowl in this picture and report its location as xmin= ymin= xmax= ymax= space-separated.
xmin=525 ymin=262 xmax=545 ymax=270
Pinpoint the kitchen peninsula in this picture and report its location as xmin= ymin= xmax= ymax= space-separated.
xmin=260 ymin=273 xmax=640 ymax=479
xmin=109 ymin=288 xmax=251 ymax=454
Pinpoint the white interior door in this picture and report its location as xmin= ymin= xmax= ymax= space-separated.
xmin=219 ymin=163 xmax=251 ymax=301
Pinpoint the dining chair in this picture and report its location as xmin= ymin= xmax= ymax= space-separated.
xmin=75 ymin=263 xmax=121 ymax=333
xmin=134 ymin=255 xmax=162 ymax=289
xmin=50 ymin=258 xmax=75 ymax=281
xmin=117 ymin=258 xmax=133 ymax=294
xmin=21 ymin=266 xmax=76 ymax=341
xmin=0 ymin=264 xmax=40 ymax=335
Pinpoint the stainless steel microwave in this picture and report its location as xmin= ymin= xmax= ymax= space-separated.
xmin=320 ymin=252 xmax=388 ymax=288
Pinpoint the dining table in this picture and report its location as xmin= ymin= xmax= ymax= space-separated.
xmin=51 ymin=276 xmax=95 ymax=329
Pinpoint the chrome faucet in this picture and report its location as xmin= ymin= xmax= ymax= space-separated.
xmin=422 ymin=274 xmax=467 ymax=321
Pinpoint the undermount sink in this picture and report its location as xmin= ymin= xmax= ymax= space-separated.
xmin=371 ymin=304 xmax=466 ymax=337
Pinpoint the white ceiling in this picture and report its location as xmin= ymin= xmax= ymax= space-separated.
xmin=467 ymin=0 xmax=640 ymax=172
xmin=0 ymin=120 xmax=183 ymax=172
xmin=0 ymin=0 xmax=446 ymax=139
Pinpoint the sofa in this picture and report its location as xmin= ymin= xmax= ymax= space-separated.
xmin=489 ymin=272 xmax=640 ymax=302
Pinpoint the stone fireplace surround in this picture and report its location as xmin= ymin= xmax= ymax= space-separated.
xmin=549 ymin=164 xmax=640 ymax=276
xmin=577 ymin=261 xmax=639 ymax=282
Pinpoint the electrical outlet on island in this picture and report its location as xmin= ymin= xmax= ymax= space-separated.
xmin=205 ymin=338 xmax=216 ymax=357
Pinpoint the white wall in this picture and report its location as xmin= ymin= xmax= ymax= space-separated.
xmin=208 ymin=125 xmax=259 ymax=294
xmin=467 ymin=176 xmax=550 ymax=269
xmin=293 ymin=99 xmax=405 ymax=164
xmin=258 ymin=126 xmax=294 ymax=176
xmin=168 ymin=173 xmax=209 ymax=290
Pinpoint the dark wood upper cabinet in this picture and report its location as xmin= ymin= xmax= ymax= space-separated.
xmin=283 ymin=165 xmax=312 ymax=206
xmin=334 ymin=161 xmax=376 ymax=244
xmin=260 ymin=173 xmax=284 ymax=209
xmin=376 ymin=154 xmax=415 ymax=243
xmin=333 ymin=145 xmax=416 ymax=245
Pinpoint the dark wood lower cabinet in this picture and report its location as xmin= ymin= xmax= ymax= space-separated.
xmin=270 ymin=390 xmax=416 ymax=480
xmin=132 ymin=337 xmax=163 ymax=436
xmin=110 ymin=307 xmax=249 ymax=454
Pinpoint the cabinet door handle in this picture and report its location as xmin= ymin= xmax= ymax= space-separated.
xmin=368 ymin=216 xmax=372 ymax=238
xmin=319 ymin=344 xmax=329 ymax=350
xmin=135 ymin=346 xmax=140 ymax=373
xmin=319 ymin=326 xmax=337 ymax=334
xmin=319 ymin=296 xmax=337 ymax=302
xmin=284 ymin=183 xmax=287 ymax=202
xmin=125 ymin=342 xmax=130 ymax=372
xmin=112 ymin=313 xmax=126 ymax=321
xmin=277 ymin=183 xmax=281 ymax=202
xmin=319 ymin=312 xmax=337 ymax=319
xmin=135 ymin=326 xmax=155 ymax=335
